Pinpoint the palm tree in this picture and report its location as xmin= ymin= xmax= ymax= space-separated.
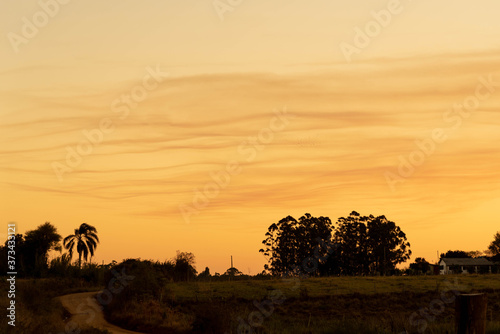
xmin=63 ymin=223 xmax=99 ymax=268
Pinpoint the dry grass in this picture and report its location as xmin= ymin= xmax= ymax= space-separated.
xmin=103 ymin=274 xmax=500 ymax=333
xmin=166 ymin=274 xmax=500 ymax=301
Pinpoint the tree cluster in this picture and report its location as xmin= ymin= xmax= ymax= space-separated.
xmin=489 ymin=232 xmax=500 ymax=260
xmin=437 ymin=232 xmax=500 ymax=261
xmin=0 ymin=222 xmax=99 ymax=277
xmin=409 ymin=257 xmax=431 ymax=274
xmin=260 ymin=211 xmax=412 ymax=276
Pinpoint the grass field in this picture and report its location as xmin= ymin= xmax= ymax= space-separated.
xmin=1 ymin=274 xmax=498 ymax=333
xmin=104 ymin=274 xmax=500 ymax=333
xmin=164 ymin=274 xmax=500 ymax=301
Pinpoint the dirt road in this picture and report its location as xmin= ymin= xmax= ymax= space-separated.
xmin=58 ymin=291 xmax=142 ymax=334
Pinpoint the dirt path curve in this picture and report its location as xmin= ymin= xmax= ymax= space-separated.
xmin=58 ymin=291 xmax=143 ymax=334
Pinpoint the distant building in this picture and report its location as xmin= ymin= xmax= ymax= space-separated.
xmin=439 ymin=258 xmax=495 ymax=274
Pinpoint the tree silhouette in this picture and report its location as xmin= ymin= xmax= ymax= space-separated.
xmin=198 ymin=267 xmax=211 ymax=279
xmin=440 ymin=250 xmax=471 ymax=259
xmin=224 ymin=266 xmax=243 ymax=277
xmin=488 ymin=232 xmax=500 ymax=256
xmin=24 ymin=222 xmax=62 ymax=276
xmin=409 ymin=257 xmax=431 ymax=274
xmin=334 ymin=212 xmax=369 ymax=275
xmin=260 ymin=213 xmax=334 ymax=276
xmin=1 ymin=222 xmax=62 ymax=277
xmin=63 ymin=223 xmax=99 ymax=268
xmin=172 ymin=251 xmax=197 ymax=281
xmin=334 ymin=212 xmax=411 ymax=275
xmin=260 ymin=216 xmax=298 ymax=276
xmin=366 ymin=214 xmax=411 ymax=275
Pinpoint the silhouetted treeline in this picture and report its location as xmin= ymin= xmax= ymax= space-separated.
xmin=260 ymin=211 xmax=412 ymax=276
xmin=0 ymin=222 xmax=62 ymax=277
xmin=0 ymin=222 xmax=100 ymax=278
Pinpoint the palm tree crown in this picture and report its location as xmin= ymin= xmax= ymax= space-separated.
xmin=63 ymin=223 xmax=99 ymax=268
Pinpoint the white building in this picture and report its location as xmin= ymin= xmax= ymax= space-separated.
xmin=439 ymin=258 xmax=494 ymax=274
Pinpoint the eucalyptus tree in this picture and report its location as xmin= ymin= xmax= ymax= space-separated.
xmin=260 ymin=213 xmax=334 ymax=276
xmin=489 ymin=232 xmax=500 ymax=256
xmin=334 ymin=211 xmax=411 ymax=275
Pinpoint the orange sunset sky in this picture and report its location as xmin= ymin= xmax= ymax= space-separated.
xmin=1 ymin=1 xmax=500 ymax=274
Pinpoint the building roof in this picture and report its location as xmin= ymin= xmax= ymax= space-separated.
xmin=440 ymin=258 xmax=493 ymax=266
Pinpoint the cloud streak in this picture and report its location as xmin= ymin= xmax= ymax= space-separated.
xmin=2 ymin=50 xmax=500 ymax=272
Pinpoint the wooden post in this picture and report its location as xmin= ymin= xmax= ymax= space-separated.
xmin=455 ymin=293 xmax=487 ymax=334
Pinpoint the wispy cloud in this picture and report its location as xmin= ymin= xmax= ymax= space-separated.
xmin=2 ymin=50 xmax=500 ymax=271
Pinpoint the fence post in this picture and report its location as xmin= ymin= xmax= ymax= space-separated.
xmin=455 ymin=293 xmax=487 ymax=334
